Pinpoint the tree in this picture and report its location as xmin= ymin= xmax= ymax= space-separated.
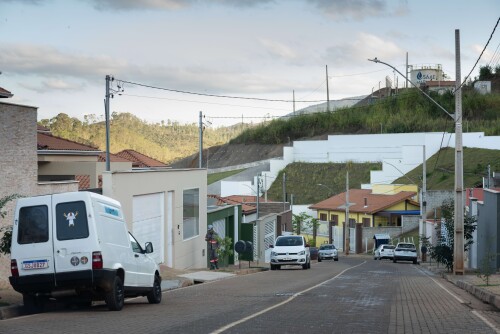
xmin=292 ymin=212 xmax=320 ymax=247
xmin=429 ymin=199 xmax=477 ymax=271
xmin=215 ymin=236 xmax=234 ymax=268
xmin=0 ymin=194 xmax=22 ymax=256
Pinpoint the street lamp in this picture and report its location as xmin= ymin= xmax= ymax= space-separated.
xmin=368 ymin=30 xmax=464 ymax=275
xmin=317 ymin=183 xmax=334 ymax=196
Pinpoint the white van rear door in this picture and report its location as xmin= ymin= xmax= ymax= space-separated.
xmin=13 ymin=195 xmax=54 ymax=277
xmin=52 ymin=193 xmax=94 ymax=275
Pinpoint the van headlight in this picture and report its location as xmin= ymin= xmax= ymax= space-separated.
xmin=298 ymin=250 xmax=305 ymax=255
xmin=271 ymin=251 xmax=277 ymax=257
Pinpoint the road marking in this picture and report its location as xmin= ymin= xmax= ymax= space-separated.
xmin=415 ymin=266 xmax=500 ymax=333
xmin=210 ymin=261 xmax=366 ymax=334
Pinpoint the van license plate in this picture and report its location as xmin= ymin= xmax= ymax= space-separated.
xmin=22 ymin=260 xmax=49 ymax=270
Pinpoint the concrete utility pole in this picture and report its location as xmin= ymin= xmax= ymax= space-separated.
xmin=256 ymin=175 xmax=260 ymax=219
xmin=104 ymin=75 xmax=111 ymax=172
xmin=326 ymin=65 xmax=330 ymax=112
xmin=282 ymin=173 xmax=286 ymax=212
xmin=454 ymin=29 xmax=464 ymax=275
xmin=345 ymin=170 xmax=350 ymax=255
xmin=199 ymin=111 xmax=203 ymax=169
xmin=293 ymin=90 xmax=296 ymax=115
xmin=406 ymin=52 xmax=409 ymax=89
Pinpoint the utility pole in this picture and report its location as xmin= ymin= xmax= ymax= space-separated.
xmin=326 ymin=65 xmax=330 ymax=112
xmin=256 ymin=175 xmax=260 ymax=219
xmin=104 ymin=75 xmax=111 ymax=172
xmin=420 ymin=145 xmax=427 ymax=243
xmin=282 ymin=173 xmax=286 ymax=212
xmin=454 ymin=29 xmax=464 ymax=275
xmin=293 ymin=90 xmax=296 ymax=115
xmin=345 ymin=170 xmax=350 ymax=255
xmin=199 ymin=111 xmax=203 ymax=169
xmin=406 ymin=52 xmax=409 ymax=89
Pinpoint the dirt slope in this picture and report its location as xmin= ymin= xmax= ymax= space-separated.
xmin=168 ymin=143 xmax=285 ymax=169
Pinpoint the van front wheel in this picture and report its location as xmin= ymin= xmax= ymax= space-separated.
xmin=105 ymin=276 xmax=124 ymax=311
xmin=147 ymin=275 xmax=162 ymax=304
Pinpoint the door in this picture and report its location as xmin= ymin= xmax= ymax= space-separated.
xmin=52 ymin=193 xmax=95 ymax=279
xmin=129 ymin=233 xmax=155 ymax=287
xmin=13 ymin=195 xmax=54 ymax=278
xmin=133 ymin=193 xmax=165 ymax=265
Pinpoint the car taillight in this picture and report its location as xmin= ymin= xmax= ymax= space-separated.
xmin=92 ymin=251 xmax=103 ymax=269
xmin=11 ymin=259 xmax=19 ymax=277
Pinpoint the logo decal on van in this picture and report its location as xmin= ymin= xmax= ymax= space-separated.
xmin=63 ymin=211 xmax=79 ymax=227
xmin=70 ymin=256 xmax=80 ymax=266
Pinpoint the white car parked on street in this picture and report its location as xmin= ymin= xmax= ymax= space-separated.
xmin=374 ymin=244 xmax=395 ymax=260
xmin=270 ymin=235 xmax=310 ymax=270
xmin=393 ymin=242 xmax=418 ymax=264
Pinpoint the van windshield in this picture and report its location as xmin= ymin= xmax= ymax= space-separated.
xmin=18 ymin=205 xmax=49 ymax=244
xmin=56 ymin=201 xmax=89 ymax=240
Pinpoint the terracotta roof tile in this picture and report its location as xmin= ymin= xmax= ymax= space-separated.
xmin=75 ymin=175 xmax=90 ymax=190
xmin=207 ymin=194 xmax=256 ymax=214
xmin=97 ymin=152 xmax=133 ymax=163
xmin=309 ymin=189 xmax=418 ymax=214
xmin=37 ymin=132 xmax=100 ymax=152
xmin=115 ymin=149 xmax=167 ymax=168
xmin=0 ymin=86 xmax=13 ymax=98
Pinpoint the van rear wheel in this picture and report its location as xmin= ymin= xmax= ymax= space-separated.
xmin=23 ymin=294 xmax=45 ymax=314
xmin=105 ymin=276 xmax=124 ymax=311
xmin=147 ymin=275 xmax=162 ymax=304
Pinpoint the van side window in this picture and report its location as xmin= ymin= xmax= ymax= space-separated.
xmin=18 ymin=205 xmax=49 ymax=244
xmin=56 ymin=201 xmax=89 ymax=240
xmin=129 ymin=233 xmax=143 ymax=254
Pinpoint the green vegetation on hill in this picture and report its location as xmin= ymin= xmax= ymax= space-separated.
xmin=265 ymin=162 xmax=382 ymax=205
xmin=39 ymin=112 xmax=251 ymax=164
xmin=393 ymin=147 xmax=500 ymax=190
xmin=230 ymin=88 xmax=500 ymax=145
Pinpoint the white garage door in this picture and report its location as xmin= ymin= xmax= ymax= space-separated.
xmin=133 ymin=193 xmax=165 ymax=264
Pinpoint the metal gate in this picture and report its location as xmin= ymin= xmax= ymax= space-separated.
xmin=332 ymin=226 xmax=344 ymax=251
xmin=263 ymin=220 xmax=276 ymax=263
xmin=350 ymin=227 xmax=356 ymax=253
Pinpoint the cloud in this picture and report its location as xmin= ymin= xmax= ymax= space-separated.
xmin=307 ymin=0 xmax=408 ymax=21
xmin=0 ymin=43 xmax=289 ymax=94
xmin=324 ymin=33 xmax=402 ymax=66
xmin=84 ymin=0 xmax=274 ymax=11
xmin=258 ymin=38 xmax=299 ymax=61
xmin=1 ymin=0 xmax=45 ymax=4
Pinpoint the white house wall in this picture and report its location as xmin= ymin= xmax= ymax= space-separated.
xmin=102 ymin=168 xmax=207 ymax=270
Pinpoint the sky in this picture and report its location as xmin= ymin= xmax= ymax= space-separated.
xmin=1 ymin=0 xmax=499 ymax=127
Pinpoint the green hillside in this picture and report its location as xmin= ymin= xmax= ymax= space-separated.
xmin=271 ymin=147 xmax=500 ymax=205
xmin=230 ymin=88 xmax=500 ymax=145
xmin=393 ymin=147 xmax=500 ymax=190
xmin=39 ymin=112 xmax=252 ymax=164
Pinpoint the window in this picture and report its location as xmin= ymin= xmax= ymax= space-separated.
xmin=129 ymin=233 xmax=143 ymax=254
xmin=18 ymin=205 xmax=49 ymax=244
xmin=319 ymin=213 xmax=327 ymax=221
xmin=56 ymin=201 xmax=89 ymax=241
xmin=183 ymin=188 xmax=199 ymax=240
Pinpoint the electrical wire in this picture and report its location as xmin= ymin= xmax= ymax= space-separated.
xmin=455 ymin=16 xmax=500 ymax=92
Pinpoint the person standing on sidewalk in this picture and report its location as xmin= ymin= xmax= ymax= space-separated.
xmin=205 ymin=225 xmax=220 ymax=270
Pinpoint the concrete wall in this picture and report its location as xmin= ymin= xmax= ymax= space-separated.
xmin=102 ymin=168 xmax=208 ymax=270
xmin=0 ymin=101 xmax=79 ymax=288
xmin=260 ymin=132 xmax=500 ymax=192
xmin=477 ymin=189 xmax=500 ymax=271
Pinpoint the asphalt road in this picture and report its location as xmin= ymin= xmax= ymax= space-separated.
xmin=2 ymin=257 xmax=500 ymax=334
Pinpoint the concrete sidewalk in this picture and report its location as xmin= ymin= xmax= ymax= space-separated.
xmin=420 ymin=260 xmax=500 ymax=310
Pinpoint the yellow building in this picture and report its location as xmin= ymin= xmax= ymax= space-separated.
xmin=309 ymin=185 xmax=420 ymax=228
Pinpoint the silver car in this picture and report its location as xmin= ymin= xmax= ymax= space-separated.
xmin=318 ymin=244 xmax=338 ymax=262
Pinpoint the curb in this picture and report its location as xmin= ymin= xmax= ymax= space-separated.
xmin=0 ymin=304 xmax=24 ymax=320
xmin=454 ymin=279 xmax=500 ymax=310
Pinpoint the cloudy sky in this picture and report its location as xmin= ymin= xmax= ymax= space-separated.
xmin=1 ymin=0 xmax=499 ymax=126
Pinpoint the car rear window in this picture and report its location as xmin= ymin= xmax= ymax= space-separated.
xmin=398 ymin=244 xmax=415 ymax=249
xmin=320 ymin=245 xmax=334 ymax=250
xmin=56 ymin=201 xmax=89 ymax=241
xmin=18 ymin=205 xmax=49 ymax=244
xmin=383 ymin=245 xmax=395 ymax=249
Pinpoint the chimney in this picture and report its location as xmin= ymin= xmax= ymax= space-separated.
xmin=364 ymin=197 xmax=368 ymax=208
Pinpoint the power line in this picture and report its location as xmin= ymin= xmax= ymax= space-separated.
xmin=117 ymin=79 xmax=326 ymax=103
xmin=455 ymin=16 xmax=500 ymax=92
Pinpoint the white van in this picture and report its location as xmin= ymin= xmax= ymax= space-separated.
xmin=9 ymin=191 xmax=162 ymax=312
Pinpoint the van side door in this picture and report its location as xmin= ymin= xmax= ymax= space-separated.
xmin=128 ymin=233 xmax=155 ymax=287
xmin=52 ymin=193 xmax=95 ymax=281
xmin=13 ymin=195 xmax=54 ymax=278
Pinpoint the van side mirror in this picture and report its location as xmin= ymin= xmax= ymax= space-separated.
xmin=269 ymin=245 xmax=274 ymax=248
xmin=145 ymin=242 xmax=154 ymax=254
xmin=306 ymin=243 xmax=310 ymax=248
